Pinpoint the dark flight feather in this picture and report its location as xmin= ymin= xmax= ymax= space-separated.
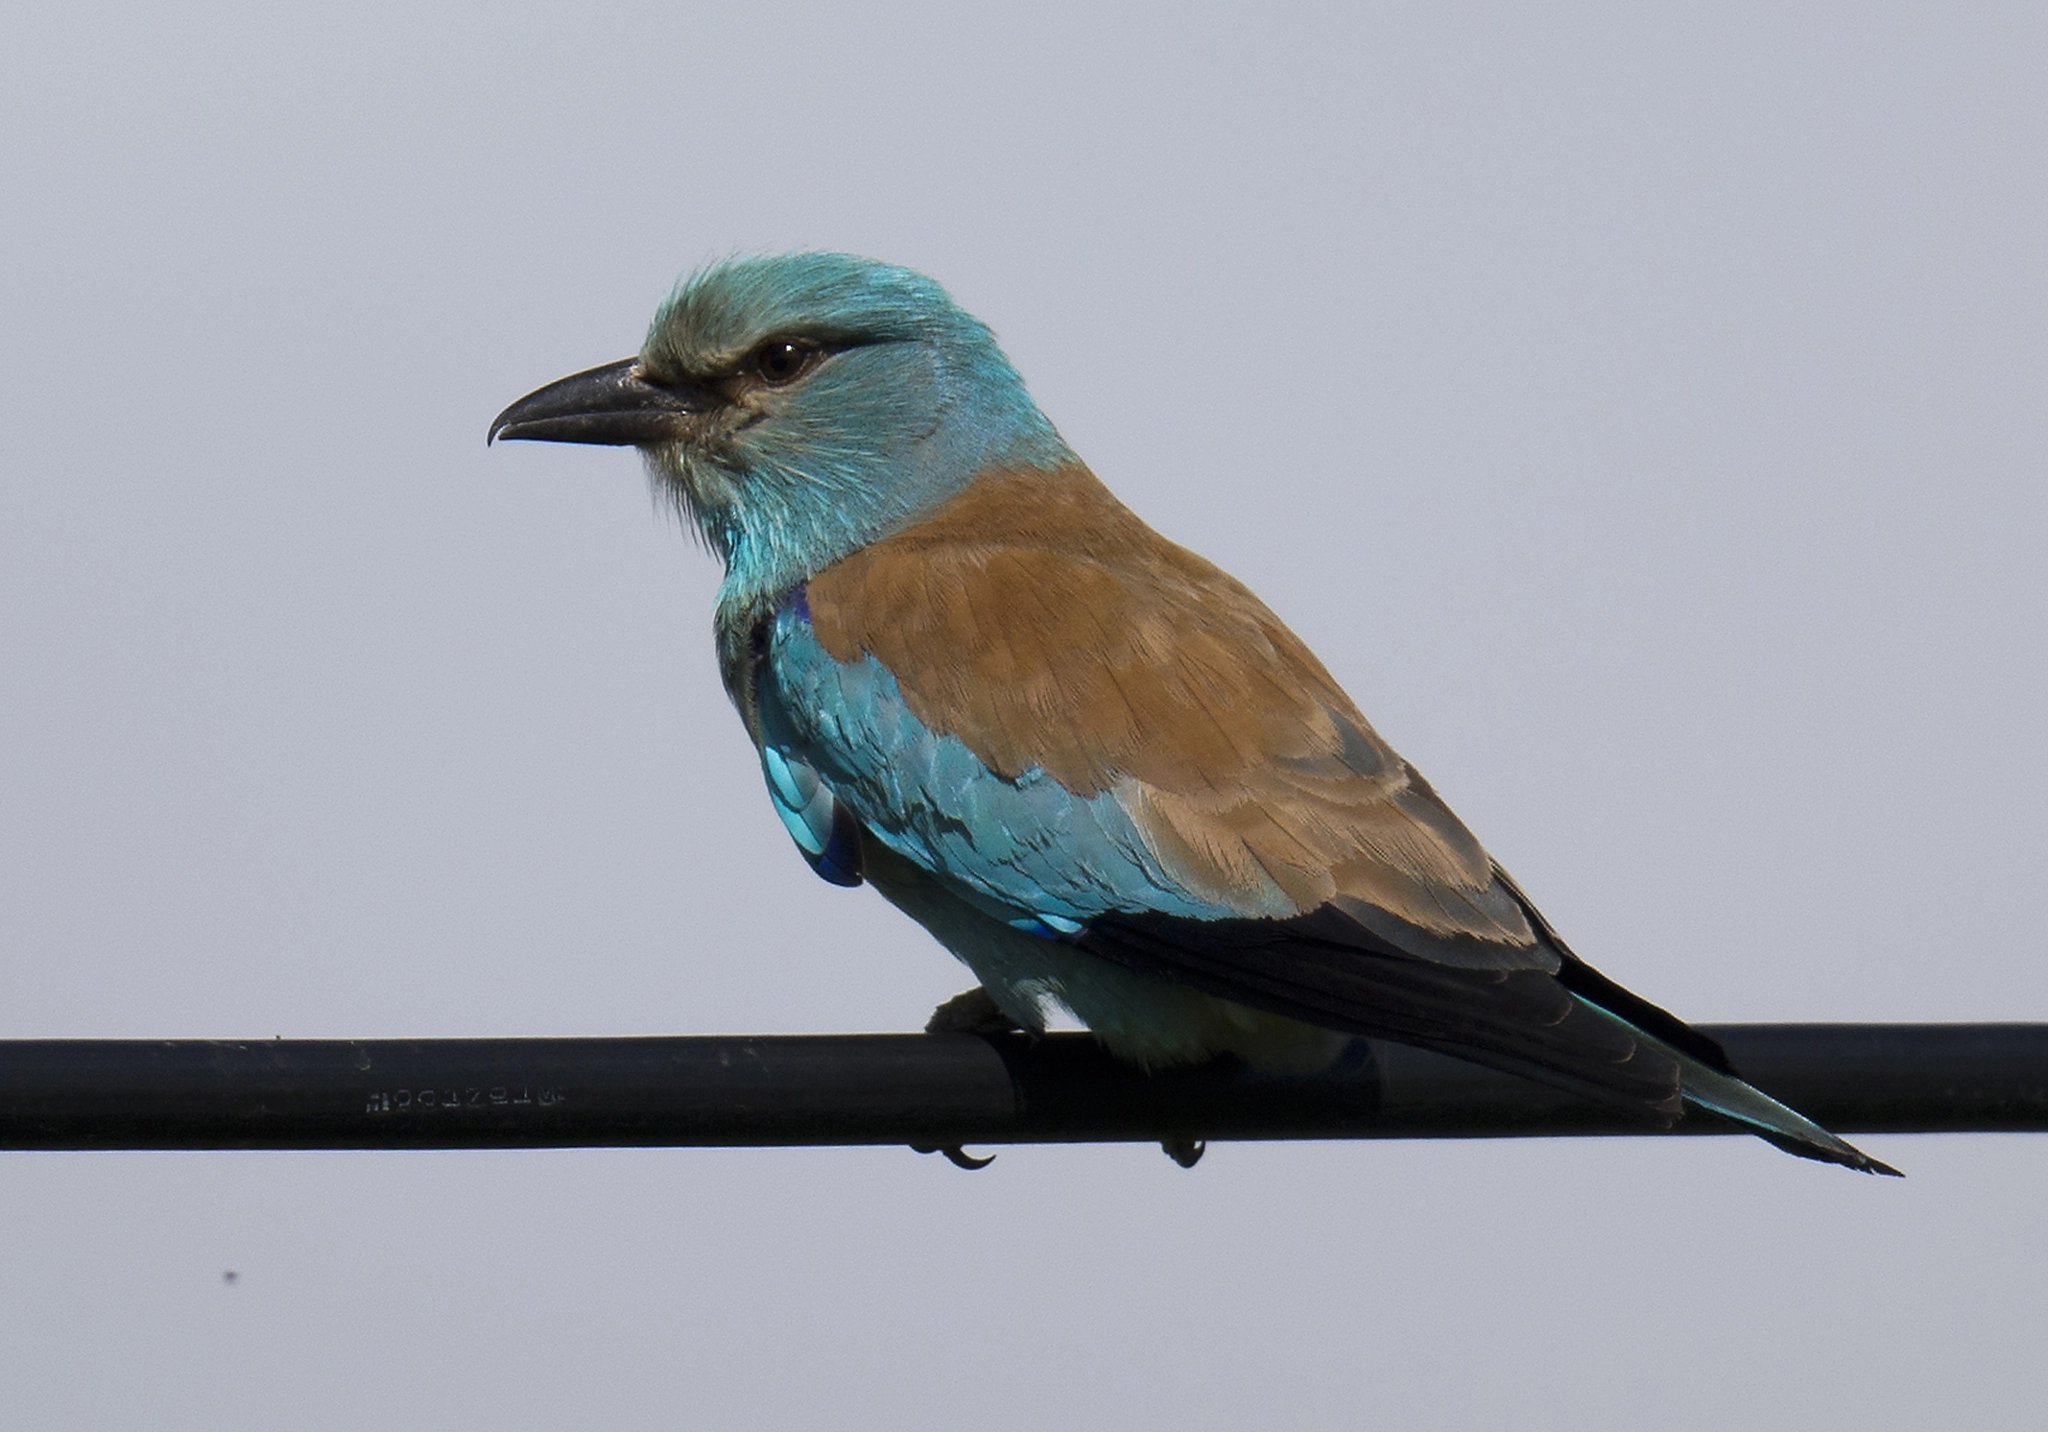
xmin=1078 ymin=904 xmax=1688 ymax=1123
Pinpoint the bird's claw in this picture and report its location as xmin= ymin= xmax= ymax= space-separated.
xmin=1161 ymin=1136 xmax=1206 ymax=1169
xmin=911 ymin=1143 xmax=997 ymax=1170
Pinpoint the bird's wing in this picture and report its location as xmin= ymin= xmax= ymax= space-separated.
xmin=797 ymin=463 xmax=1545 ymax=959
xmin=754 ymin=464 xmax=1745 ymax=1121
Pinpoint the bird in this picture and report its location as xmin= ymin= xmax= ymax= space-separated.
xmin=491 ymin=252 xmax=1895 ymax=1175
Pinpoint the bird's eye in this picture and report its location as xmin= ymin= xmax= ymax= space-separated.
xmin=751 ymin=339 xmax=823 ymax=386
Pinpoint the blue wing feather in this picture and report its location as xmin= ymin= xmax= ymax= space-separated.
xmin=758 ymin=604 xmax=1221 ymax=926
xmin=757 ymin=732 xmax=864 ymax=887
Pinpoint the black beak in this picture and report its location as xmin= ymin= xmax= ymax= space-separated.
xmin=488 ymin=358 xmax=714 ymax=446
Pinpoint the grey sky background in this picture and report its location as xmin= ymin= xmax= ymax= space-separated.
xmin=2 ymin=4 xmax=2044 ymax=1427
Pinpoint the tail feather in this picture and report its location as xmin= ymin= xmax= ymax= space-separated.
xmin=1678 ymin=1056 xmax=1901 ymax=1176
xmin=1496 ymin=868 xmax=1900 ymax=1175
xmin=1576 ymin=1002 xmax=1901 ymax=1176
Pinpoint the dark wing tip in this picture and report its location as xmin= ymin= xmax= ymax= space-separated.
xmin=1079 ymin=907 xmax=1687 ymax=1121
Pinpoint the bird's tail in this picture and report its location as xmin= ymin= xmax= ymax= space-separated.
xmin=1579 ymin=1002 xmax=1901 ymax=1176
xmin=1678 ymin=1054 xmax=1901 ymax=1175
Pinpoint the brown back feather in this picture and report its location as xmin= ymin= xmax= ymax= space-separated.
xmin=806 ymin=464 xmax=1544 ymax=964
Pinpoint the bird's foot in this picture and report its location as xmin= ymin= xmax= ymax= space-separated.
xmin=1160 ymin=1136 xmax=1206 ymax=1169
xmin=924 ymin=986 xmax=1027 ymax=1035
xmin=910 ymin=1143 xmax=997 ymax=1170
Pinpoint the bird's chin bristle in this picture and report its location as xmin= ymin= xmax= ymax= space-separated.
xmin=639 ymin=452 xmax=715 ymax=547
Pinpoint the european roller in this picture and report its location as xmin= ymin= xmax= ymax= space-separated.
xmin=492 ymin=252 xmax=1894 ymax=1174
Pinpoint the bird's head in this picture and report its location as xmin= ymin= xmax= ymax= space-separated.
xmin=491 ymin=253 xmax=1072 ymax=607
